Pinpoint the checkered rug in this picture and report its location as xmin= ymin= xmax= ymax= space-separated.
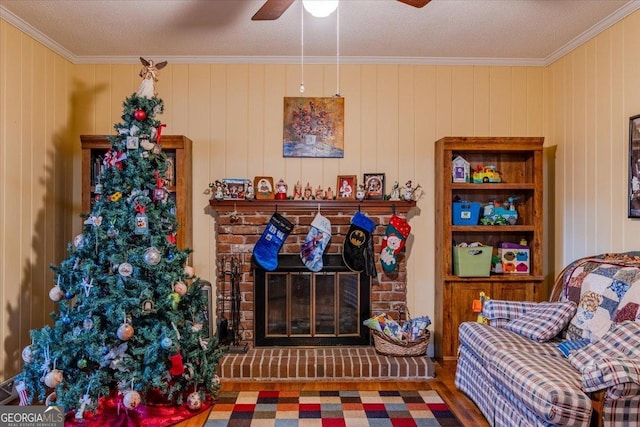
xmin=205 ymin=390 xmax=462 ymax=426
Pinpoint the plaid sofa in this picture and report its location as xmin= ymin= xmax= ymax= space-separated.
xmin=455 ymin=252 xmax=640 ymax=427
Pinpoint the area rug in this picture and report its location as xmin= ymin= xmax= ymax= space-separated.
xmin=205 ymin=390 xmax=462 ymax=426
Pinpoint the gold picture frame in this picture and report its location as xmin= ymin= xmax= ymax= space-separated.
xmin=254 ymin=176 xmax=274 ymax=200
xmin=336 ymin=175 xmax=357 ymax=200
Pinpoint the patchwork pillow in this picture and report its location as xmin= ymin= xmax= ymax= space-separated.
xmin=557 ymin=339 xmax=591 ymax=357
xmin=504 ymin=301 xmax=577 ymax=342
xmin=565 ymin=263 xmax=640 ymax=340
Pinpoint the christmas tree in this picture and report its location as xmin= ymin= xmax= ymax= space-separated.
xmin=16 ymin=58 xmax=223 ymax=423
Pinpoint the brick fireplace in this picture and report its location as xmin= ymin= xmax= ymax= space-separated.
xmin=208 ymin=199 xmax=416 ymax=349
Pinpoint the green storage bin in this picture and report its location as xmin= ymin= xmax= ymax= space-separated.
xmin=453 ymin=245 xmax=493 ymax=277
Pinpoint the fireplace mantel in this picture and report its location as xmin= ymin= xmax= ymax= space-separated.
xmin=209 ymin=199 xmax=416 ymax=215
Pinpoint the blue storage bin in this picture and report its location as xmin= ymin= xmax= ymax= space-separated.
xmin=452 ymin=202 xmax=481 ymax=225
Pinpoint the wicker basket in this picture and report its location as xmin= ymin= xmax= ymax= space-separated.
xmin=371 ymin=329 xmax=430 ymax=357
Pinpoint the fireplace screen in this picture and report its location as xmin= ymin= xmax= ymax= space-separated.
xmin=255 ymin=255 xmax=370 ymax=346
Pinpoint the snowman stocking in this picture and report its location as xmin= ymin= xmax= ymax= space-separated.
xmin=300 ymin=213 xmax=332 ymax=272
xmin=379 ymin=214 xmax=411 ymax=272
xmin=253 ymin=213 xmax=294 ymax=271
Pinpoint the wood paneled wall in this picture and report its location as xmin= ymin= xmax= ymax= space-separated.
xmin=3 ymin=8 xmax=640 ymax=381
xmin=0 ymin=20 xmax=74 ymax=381
xmin=544 ymin=10 xmax=640 ymax=269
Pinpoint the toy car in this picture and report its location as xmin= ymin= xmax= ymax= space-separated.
xmin=473 ymin=165 xmax=502 ymax=183
xmin=481 ymin=198 xmax=518 ymax=225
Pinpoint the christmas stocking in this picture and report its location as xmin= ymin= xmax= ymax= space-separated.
xmin=253 ymin=212 xmax=294 ymax=271
xmin=379 ymin=214 xmax=411 ymax=273
xmin=300 ymin=212 xmax=332 ymax=272
xmin=343 ymin=212 xmax=376 ymax=273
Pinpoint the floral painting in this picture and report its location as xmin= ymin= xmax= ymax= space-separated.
xmin=283 ymin=97 xmax=344 ymax=158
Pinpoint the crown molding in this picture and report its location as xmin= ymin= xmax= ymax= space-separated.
xmin=0 ymin=5 xmax=76 ymax=62
xmin=544 ymin=0 xmax=640 ymax=65
xmin=72 ymin=55 xmax=546 ymax=67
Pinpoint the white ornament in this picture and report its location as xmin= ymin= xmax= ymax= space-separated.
xmin=118 ymin=262 xmax=133 ymax=277
xmin=49 ymin=286 xmax=64 ymax=302
xmin=22 ymin=345 xmax=33 ymax=363
xmin=44 ymin=369 xmax=64 ymax=388
xmin=161 ymin=337 xmax=173 ymax=349
xmin=73 ymin=234 xmax=84 ymax=249
xmin=186 ymin=391 xmax=202 ymax=411
xmin=144 ymin=247 xmax=161 ymax=265
xmin=123 ymin=390 xmax=141 ymax=409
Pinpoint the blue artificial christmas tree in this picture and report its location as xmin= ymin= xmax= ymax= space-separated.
xmin=16 ymin=58 xmax=223 ymax=425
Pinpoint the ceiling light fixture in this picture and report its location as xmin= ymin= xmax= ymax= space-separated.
xmin=302 ymin=0 xmax=339 ymax=18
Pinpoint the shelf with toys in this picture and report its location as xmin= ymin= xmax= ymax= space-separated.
xmin=434 ymin=136 xmax=545 ymax=360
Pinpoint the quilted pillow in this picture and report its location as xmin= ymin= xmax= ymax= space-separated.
xmin=504 ymin=301 xmax=577 ymax=342
xmin=565 ymin=262 xmax=640 ymax=340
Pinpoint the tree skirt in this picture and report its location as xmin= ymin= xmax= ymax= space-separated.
xmin=64 ymin=390 xmax=212 ymax=427
xmin=206 ymin=390 xmax=462 ymax=426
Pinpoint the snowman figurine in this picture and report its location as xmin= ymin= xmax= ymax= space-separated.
xmin=355 ymin=184 xmax=366 ymax=201
xmin=403 ymin=180 xmax=414 ymax=201
xmin=245 ymin=181 xmax=254 ymax=200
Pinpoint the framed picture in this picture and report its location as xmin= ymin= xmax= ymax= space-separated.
xmin=254 ymin=176 xmax=274 ymax=200
xmin=336 ymin=175 xmax=357 ymax=200
xmin=629 ymin=115 xmax=640 ymax=218
xmin=363 ymin=173 xmax=385 ymax=200
xmin=283 ymin=97 xmax=345 ymax=158
xmin=222 ymin=178 xmax=249 ymax=200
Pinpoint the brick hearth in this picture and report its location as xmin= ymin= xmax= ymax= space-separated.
xmin=208 ymin=200 xmax=417 ymax=349
xmin=218 ymin=347 xmax=435 ymax=380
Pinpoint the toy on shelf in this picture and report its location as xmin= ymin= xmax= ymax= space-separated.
xmin=472 ymin=165 xmax=502 ymax=183
xmin=480 ymin=197 xmax=519 ymax=225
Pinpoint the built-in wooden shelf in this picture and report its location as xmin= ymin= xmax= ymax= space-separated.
xmin=208 ymin=199 xmax=416 ymax=215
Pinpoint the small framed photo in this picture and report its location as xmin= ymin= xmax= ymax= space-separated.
xmin=336 ymin=175 xmax=357 ymax=200
xmin=363 ymin=173 xmax=385 ymax=200
xmin=126 ymin=136 xmax=139 ymax=150
xmin=254 ymin=176 xmax=274 ymax=200
xmin=222 ymin=178 xmax=249 ymax=200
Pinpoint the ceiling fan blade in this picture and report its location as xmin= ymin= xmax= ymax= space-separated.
xmin=397 ymin=0 xmax=431 ymax=8
xmin=252 ymin=0 xmax=296 ymax=20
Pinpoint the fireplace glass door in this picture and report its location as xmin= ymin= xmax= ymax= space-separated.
xmin=255 ymin=255 xmax=370 ymax=346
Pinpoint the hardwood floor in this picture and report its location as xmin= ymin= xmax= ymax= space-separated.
xmin=174 ymin=360 xmax=489 ymax=427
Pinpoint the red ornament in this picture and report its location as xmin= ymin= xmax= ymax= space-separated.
xmin=169 ymin=353 xmax=185 ymax=376
xmin=133 ymin=109 xmax=147 ymax=121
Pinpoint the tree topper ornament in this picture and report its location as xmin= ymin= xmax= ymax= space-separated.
xmin=137 ymin=57 xmax=168 ymax=99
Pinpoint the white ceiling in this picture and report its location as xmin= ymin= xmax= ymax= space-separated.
xmin=1 ymin=0 xmax=638 ymax=66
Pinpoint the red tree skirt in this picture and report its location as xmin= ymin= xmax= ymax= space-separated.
xmin=64 ymin=390 xmax=212 ymax=427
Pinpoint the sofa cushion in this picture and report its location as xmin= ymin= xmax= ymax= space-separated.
xmin=581 ymin=358 xmax=640 ymax=393
xmin=458 ymin=322 xmax=564 ymax=364
xmin=564 ymin=261 xmax=640 ymax=340
xmin=568 ymin=321 xmax=640 ymax=371
xmin=491 ymin=350 xmax=592 ymax=426
xmin=504 ymin=301 xmax=577 ymax=342
xmin=568 ymin=321 xmax=640 ymax=397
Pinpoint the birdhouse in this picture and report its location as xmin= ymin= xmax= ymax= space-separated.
xmin=452 ymin=155 xmax=470 ymax=183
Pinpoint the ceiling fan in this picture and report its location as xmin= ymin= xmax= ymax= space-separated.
xmin=252 ymin=0 xmax=430 ymax=21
